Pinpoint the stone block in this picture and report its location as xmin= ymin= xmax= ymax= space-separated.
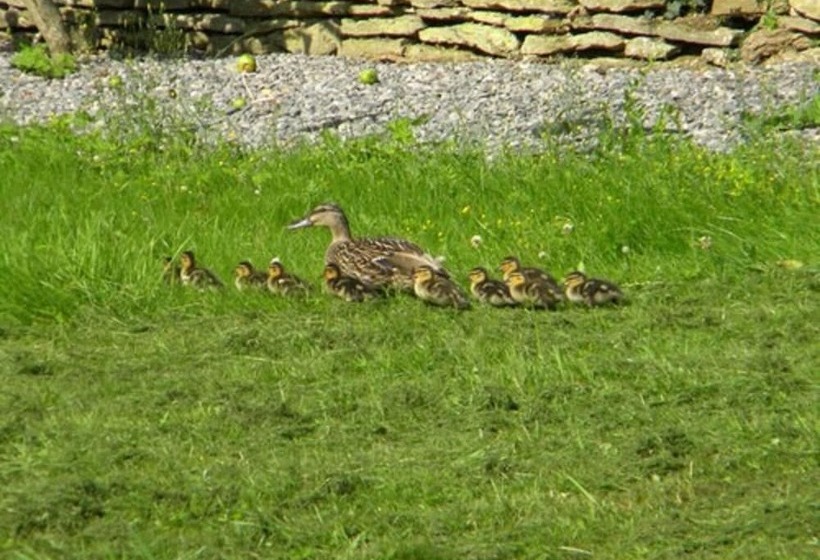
xmin=624 ymin=36 xmax=678 ymax=59
xmin=230 ymin=1 xmax=351 ymax=17
xmin=409 ymin=0 xmax=459 ymax=6
xmin=656 ymin=21 xmax=743 ymax=46
xmin=505 ymin=14 xmax=568 ymax=32
xmin=701 ymin=47 xmax=732 ymax=66
xmin=776 ymin=15 xmax=819 ymax=35
xmin=461 ymin=0 xmax=575 ymax=15
xmin=339 ymin=37 xmax=407 ymax=58
xmin=574 ymin=13 xmax=656 ymax=35
xmin=134 ymin=0 xmax=193 ymax=10
xmin=521 ymin=34 xmax=573 ymax=55
xmin=469 ymin=10 xmax=508 ymax=26
xmin=579 ymin=0 xmax=665 ymax=13
xmin=418 ymin=21 xmax=519 ymax=56
xmin=741 ymin=27 xmax=813 ymax=62
xmin=572 ymin=30 xmax=625 ymax=50
xmin=416 ymin=7 xmax=472 ymax=21
xmin=347 ymin=4 xmax=400 ymax=16
xmin=790 ymin=0 xmax=820 ymax=22
xmin=282 ymin=21 xmax=340 ymax=54
xmin=341 ymin=14 xmax=425 ymax=36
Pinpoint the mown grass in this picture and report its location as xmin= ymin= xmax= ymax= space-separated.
xmin=0 ymin=102 xmax=818 ymax=559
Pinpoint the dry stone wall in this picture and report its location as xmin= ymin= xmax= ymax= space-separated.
xmin=1 ymin=0 xmax=818 ymax=64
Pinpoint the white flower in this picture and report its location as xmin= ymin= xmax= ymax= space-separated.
xmin=470 ymin=235 xmax=482 ymax=248
xmin=561 ymin=222 xmax=575 ymax=235
xmin=621 ymin=245 xmax=630 ymax=255
xmin=697 ymin=235 xmax=712 ymax=250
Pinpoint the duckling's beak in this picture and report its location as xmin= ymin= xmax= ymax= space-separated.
xmin=287 ymin=217 xmax=313 ymax=230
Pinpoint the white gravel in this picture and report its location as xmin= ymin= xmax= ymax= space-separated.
xmin=1 ymin=52 xmax=818 ymax=152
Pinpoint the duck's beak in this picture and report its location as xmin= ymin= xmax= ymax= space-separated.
xmin=287 ymin=217 xmax=313 ymax=230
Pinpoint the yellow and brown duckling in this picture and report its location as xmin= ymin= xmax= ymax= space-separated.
xmin=234 ymin=260 xmax=268 ymax=291
xmin=412 ymin=265 xmax=471 ymax=310
xmin=467 ymin=266 xmax=517 ymax=307
xmin=266 ymin=258 xmax=311 ymax=296
xmin=288 ymin=203 xmax=448 ymax=292
xmin=323 ymin=263 xmax=383 ymax=302
xmin=179 ymin=250 xmax=224 ymax=289
xmin=563 ymin=270 xmax=624 ymax=307
xmin=498 ymin=255 xmax=564 ymax=303
xmin=162 ymin=256 xmax=181 ymax=285
xmin=506 ymin=271 xmax=558 ymax=310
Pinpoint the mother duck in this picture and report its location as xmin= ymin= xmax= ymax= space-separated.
xmin=287 ymin=203 xmax=448 ymax=291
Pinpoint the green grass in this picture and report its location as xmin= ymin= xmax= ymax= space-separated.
xmin=0 ymin=111 xmax=818 ymax=559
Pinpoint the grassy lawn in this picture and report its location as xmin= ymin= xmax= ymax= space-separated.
xmin=0 ymin=110 xmax=817 ymax=559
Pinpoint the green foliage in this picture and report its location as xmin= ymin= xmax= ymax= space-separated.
xmin=760 ymin=6 xmax=779 ymax=30
xmin=0 ymin=98 xmax=817 ymax=558
xmin=742 ymin=92 xmax=820 ymax=133
xmin=10 ymin=43 xmax=77 ymax=79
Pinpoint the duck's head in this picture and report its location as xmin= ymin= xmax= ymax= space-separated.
xmin=268 ymin=259 xmax=285 ymax=280
xmin=288 ymin=203 xmax=348 ymax=231
xmin=506 ymin=271 xmax=527 ymax=289
xmin=323 ymin=263 xmax=342 ymax=282
xmin=412 ymin=265 xmax=436 ymax=284
xmin=235 ymin=261 xmax=254 ymax=279
xmin=498 ymin=256 xmax=522 ymax=276
xmin=563 ymin=271 xmax=587 ymax=289
xmin=180 ymin=251 xmax=196 ymax=271
xmin=467 ymin=267 xmax=489 ymax=285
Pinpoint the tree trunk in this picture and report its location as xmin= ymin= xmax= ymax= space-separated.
xmin=20 ymin=0 xmax=72 ymax=54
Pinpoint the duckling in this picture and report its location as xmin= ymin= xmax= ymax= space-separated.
xmin=412 ymin=265 xmax=470 ymax=310
xmin=323 ymin=263 xmax=383 ymax=302
xmin=234 ymin=260 xmax=268 ymax=291
xmin=498 ymin=255 xmax=564 ymax=302
xmin=266 ymin=259 xmax=311 ymax=296
xmin=506 ymin=271 xmax=558 ymax=310
xmin=563 ymin=270 xmax=623 ymax=307
xmin=467 ymin=267 xmax=516 ymax=307
xmin=162 ymin=256 xmax=180 ymax=285
xmin=288 ymin=203 xmax=448 ymax=291
xmin=179 ymin=250 xmax=224 ymax=289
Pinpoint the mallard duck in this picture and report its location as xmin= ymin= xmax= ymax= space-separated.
xmin=506 ymin=271 xmax=558 ymax=310
xmin=288 ymin=203 xmax=447 ymax=291
xmin=467 ymin=267 xmax=516 ymax=307
xmin=267 ymin=259 xmax=311 ymax=296
xmin=162 ymin=256 xmax=180 ymax=285
xmin=323 ymin=263 xmax=383 ymax=302
xmin=498 ymin=255 xmax=564 ymax=302
xmin=412 ymin=265 xmax=470 ymax=310
xmin=234 ymin=260 xmax=268 ymax=291
xmin=179 ymin=250 xmax=223 ymax=289
xmin=563 ymin=270 xmax=623 ymax=307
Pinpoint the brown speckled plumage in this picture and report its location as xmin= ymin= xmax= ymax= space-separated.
xmin=289 ymin=203 xmax=447 ymax=291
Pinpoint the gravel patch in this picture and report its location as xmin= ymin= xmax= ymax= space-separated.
xmin=0 ymin=52 xmax=818 ymax=152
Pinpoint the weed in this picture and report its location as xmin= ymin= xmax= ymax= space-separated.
xmin=10 ymin=43 xmax=76 ymax=79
